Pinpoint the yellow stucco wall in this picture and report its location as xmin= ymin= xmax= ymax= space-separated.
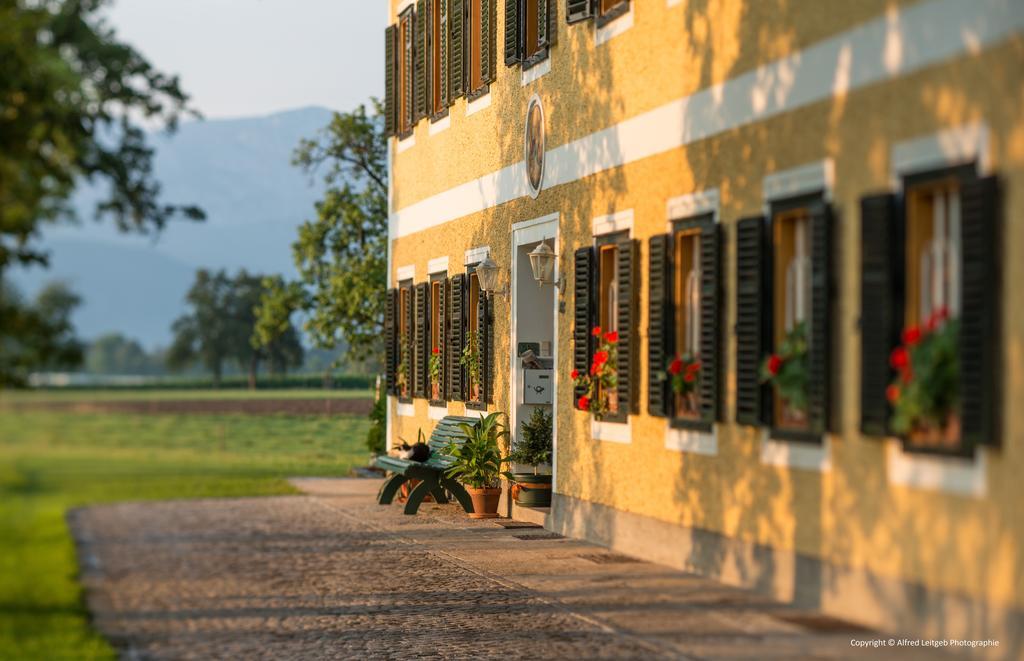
xmin=387 ymin=0 xmax=1024 ymax=614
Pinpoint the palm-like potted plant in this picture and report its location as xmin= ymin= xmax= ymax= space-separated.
xmin=509 ymin=407 xmax=553 ymax=507
xmin=460 ymin=339 xmax=482 ymax=401
xmin=443 ymin=412 xmax=512 ymax=519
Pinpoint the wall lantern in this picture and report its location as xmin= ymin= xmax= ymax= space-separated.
xmin=476 ymin=254 xmax=508 ymax=297
xmin=528 ymin=239 xmax=557 ymax=286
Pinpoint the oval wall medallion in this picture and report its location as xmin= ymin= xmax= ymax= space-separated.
xmin=524 ymin=95 xmax=545 ymax=199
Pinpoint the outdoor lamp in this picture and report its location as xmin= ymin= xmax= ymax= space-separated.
xmin=476 ymin=254 xmax=508 ymax=297
xmin=528 ymin=239 xmax=557 ymax=286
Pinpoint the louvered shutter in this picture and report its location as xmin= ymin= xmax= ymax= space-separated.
xmin=647 ymin=234 xmax=671 ymax=417
xmin=481 ymin=0 xmax=497 ymax=83
xmin=616 ymin=238 xmax=638 ymax=415
xmin=574 ymin=247 xmax=594 ymax=408
xmin=438 ymin=278 xmax=449 ymax=400
xmin=807 ymin=201 xmax=833 ymax=435
xmin=448 ymin=274 xmax=466 ymax=400
xmin=413 ymin=283 xmax=429 ymax=397
xmin=504 ymin=0 xmax=520 ymax=65
xmin=449 ymin=0 xmax=465 ymax=100
xmin=566 ymin=0 xmax=593 ymax=24
xmin=541 ymin=0 xmax=557 ymax=47
xmin=403 ymin=13 xmax=414 ymax=131
xmin=736 ymin=216 xmax=768 ymax=426
xmin=859 ymin=193 xmax=900 ymax=436
xmin=959 ymin=175 xmax=1001 ymax=447
xmin=414 ymin=0 xmax=429 ymax=122
xmin=478 ymin=292 xmax=495 ymax=404
xmin=438 ymin=0 xmax=450 ymax=109
xmin=384 ymin=26 xmax=397 ymax=137
xmin=403 ymin=284 xmax=415 ymax=396
xmin=385 ymin=288 xmax=398 ymax=394
xmin=699 ymin=220 xmax=723 ymax=423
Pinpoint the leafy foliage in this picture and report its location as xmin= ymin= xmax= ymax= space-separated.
xmin=0 ymin=279 xmax=83 ymax=386
xmin=251 ymin=276 xmax=307 ymax=376
xmin=889 ymin=311 xmax=960 ymax=435
xmin=509 ymin=407 xmax=552 ymax=470
xmin=460 ymin=340 xmax=481 ymax=395
xmin=428 ymin=347 xmax=443 ymax=388
xmin=85 ymin=333 xmax=164 ymax=375
xmin=443 ymin=412 xmax=513 ymax=489
xmin=668 ymin=353 xmax=700 ymax=396
xmin=288 ymin=102 xmax=387 ymax=361
xmin=366 ymin=386 xmax=387 ymax=455
xmin=571 ymin=327 xmax=619 ymax=420
xmin=0 ymin=0 xmax=203 ymax=274
xmin=760 ymin=321 xmax=809 ymax=414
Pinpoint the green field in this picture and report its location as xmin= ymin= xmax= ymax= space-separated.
xmin=0 ymin=405 xmax=371 ymax=660
xmin=0 ymin=387 xmax=372 ymax=403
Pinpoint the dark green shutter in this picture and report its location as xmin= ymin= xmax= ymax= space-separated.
xmin=478 ymin=292 xmax=495 ymax=404
xmin=541 ymin=0 xmax=557 ymax=47
xmin=504 ymin=0 xmax=520 ymax=65
xmin=736 ymin=216 xmax=768 ymax=426
xmin=647 ymin=234 xmax=671 ymax=417
xmin=574 ymin=247 xmax=594 ymax=408
xmin=404 ymin=284 xmax=414 ymax=396
xmin=959 ymin=175 xmax=1001 ymax=447
xmin=449 ymin=0 xmax=465 ymax=100
xmin=414 ymin=0 xmax=429 ymax=122
xmin=385 ymin=288 xmax=398 ymax=394
xmin=439 ymin=277 xmax=448 ymax=401
xmin=481 ymin=0 xmax=497 ymax=83
xmin=402 ymin=12 xmax=414 ymax=131
xmin=616 ymin=238 xmax=638 ymax=415
xmin=566 ymin=0 xmax=593 ymax=24
xmin=699 ymin=219 xmax=723 ymax=423
xmin=413 ymin=282 xmax=429 ymax=398
xmin=438 ymin=0 xmax=449 ymax=109
xmin=859 ymin=193 xmax=900 ymax=436
xmin=384 ymin=26 xmax=397 ymax=137
xmin=448 ymin=274 xmax=466 ymax=401
xmin=807 ymin=201 xmax=833 ymax=435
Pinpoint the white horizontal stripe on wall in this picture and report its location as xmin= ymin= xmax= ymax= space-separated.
xmin=391 ymin=0 xmax=1023 ymax=239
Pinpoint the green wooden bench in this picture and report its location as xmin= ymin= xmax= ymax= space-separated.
xmin=374 ymin=415 xmax=477 ymax=515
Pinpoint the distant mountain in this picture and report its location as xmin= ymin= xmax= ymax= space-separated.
xmin=9 ymin=106 xmax=334 ymax=349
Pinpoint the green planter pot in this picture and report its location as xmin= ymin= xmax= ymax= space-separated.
xmin=512 ymin=473 xmax=552 ymax=508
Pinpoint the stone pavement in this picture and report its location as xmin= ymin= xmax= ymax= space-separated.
xmin=70 ymin=479 xmax=950 ymax=660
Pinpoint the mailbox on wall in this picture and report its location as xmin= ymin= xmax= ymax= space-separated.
xmin=523 ymin=369 xmax=553 ymax=404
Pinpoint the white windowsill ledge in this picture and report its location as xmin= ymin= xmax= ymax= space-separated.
xmin=592 ymin=419 xmax=631 ymax=444
xmin=466 ymin=92 xmax=491 ymax=117
xmin=396 ymin=133 xmax=415 ymax=154
xmin=886 ymin=440 xmax=987 ymax=497
xmin=428 ymin=404 xmax=448 ymax=420
xmin=521 ymin=58 xmax=551 ymax=86
xmin=428 ymin=115 xmax=450 ymax=136
xmin=595 ymin=5 xmax=634 ymax=47
xmin=665 ymin=424 xmax=717 ymax=455
xmin=760 ymin=431 xmax=832 ymax=472
xmin=397 ymin=402 xmax=414 ymax=418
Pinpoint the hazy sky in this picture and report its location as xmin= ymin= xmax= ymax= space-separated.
xmin=104 ymin=0 xmax=384 ymax=119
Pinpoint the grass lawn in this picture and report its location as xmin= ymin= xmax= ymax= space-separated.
xmin=0 ymin=387 xmax=373 ymax=403
xmin=0 ymin=408 xmax=372 ymax=660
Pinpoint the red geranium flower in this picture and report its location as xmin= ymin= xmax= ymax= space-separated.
xmin=684 ymin=372 xmax=696 ymax=383
xmin=591 ymin=326 xmax=603 ymax=337
xmin=668 ymin=357 xmax=683 ymax=375
xmin=593 ymin=350 xmax=609 ymax=365
xmin=889 ymin=346 xmax=909 ymax=370
xmin=886 ymin=384 xmax=901 ymax=403
xmin=767 ymin=354 xmax=783 ymax=376
xmin=902 ymin=326 xmax=921 ymax=346
xmin=926 ymin=306 xmax=949 ymax=332
xmin=570 ymin=369 xmax=579 ymax=380
xmin=686 ymin=361 xmax=701 ymax=373
xmin=604 ymin=330 xmax=619 ymax=344
xmin=901 ymin=368 xmax=913 ymax=384
xmin=590 ymin=363 xmax=600 ymax=376
xmin=578 ymin=395 xmax=590 ymax=411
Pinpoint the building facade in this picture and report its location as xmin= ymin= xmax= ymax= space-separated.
xmin=383 ymin=0 xmax=1024 ymax=648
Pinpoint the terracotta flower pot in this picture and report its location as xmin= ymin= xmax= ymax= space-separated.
xmin=908 ymin=413 xmax=962 ymax=450
xmin=470 ymin=383 xmax=481 ymax=402
xmin=431 ymin=382 xmax=440 ymax=400
xmin=674 ymin=392 xmax=700 ymax=419
xmin=779 ymin=400 xmax=808 ymax=429
xmin=606 ymin=389 xmax=619 ymax=414
xmin=466 ymin=486 xmax=502 ymax=519
xmin=398 ymin=479 xmax=434 ymax=503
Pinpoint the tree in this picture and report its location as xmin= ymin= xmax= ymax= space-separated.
xmin=85 ymin=333 xmax=158 ymax=375
xmin=0 ymin=279 xmax=83 ymax=386
xmin=289 ymin=101 xmax=387 ymax=362
xmin=169 ymin=270 xmax=304 ymax=386
xmin=0 ymin=0 xmax=203 ymax=274
xmin=252 ymin=276 xmax=306 ymax=377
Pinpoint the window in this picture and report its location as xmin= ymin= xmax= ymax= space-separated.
xmin=429 ymin=273 xmax=447 ymax=402
xmin=904 ymin=172 xmax=964 ymax=329
xmin=597 ymin=0 xmax=629 ymax=26
xmin=505 ymin=0 xmax=555 ymax=69
xmin=595 ymin=232 xmax=627 ymax=422
xmin=466 ymin=269 xmax=483 ymax=404
xmin=398 ymin=280 xmax=414 ymax=401
xmin=672 ymin=225 xmax=701 ymax=422
xmin=431 ymin=0 xmax=445 ymax=116
xmin=469 ymin=0 xmax=485 ymax=92
xmin=399 ymin=8 xmax=414 ymax=135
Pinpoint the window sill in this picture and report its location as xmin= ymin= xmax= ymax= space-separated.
xmin=591 ymin=418 xmax=631 ymax=444
xmin=465 ymin=400 xmax=488 ymax=411
xmin=595 ymin=4 xmax=633 ymax=46
xmin=760 ymin=429 xmax=831 ymax=471
xmin=396 ymin=132 xmax=416 ymax=153
xmin=428 ymin=110 xmax=450 ymax=136
xmin=397 ymin=401 xmax=415 ymax=418
xmin=665 ymin=423 xmax=716 ymax=455
xmin=521 ymin=53 xmax=550 ymax=86
xmin=428 ymin=403 xmax=448 ymax=420
xmin=465 ymin=87 xmax=491 ymax=116
xmin=886 ymin=439 xmax=986 ymax=497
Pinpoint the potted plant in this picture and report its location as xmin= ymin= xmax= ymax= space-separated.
xmin=397 ymin=337 xmax=411 ymax=398
xmin=668 ymin=354 xmax=701 ymax=418
xmin=570 ymin=327 xmax=619 ymax=420
xmin=429 ymin=346 xmax=443 ymax=400
xmin=443 ymin=412 xmax=512 ymax=519
xmin=888 ymin=307 xmax=960 ymax=450
xmin=460 ymin=339 xmax=482 ymax=401
xmin=760 ymin=321 xmax=809 ymax=428
xmin=509 ymin=407 xmax=553 ymax=507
